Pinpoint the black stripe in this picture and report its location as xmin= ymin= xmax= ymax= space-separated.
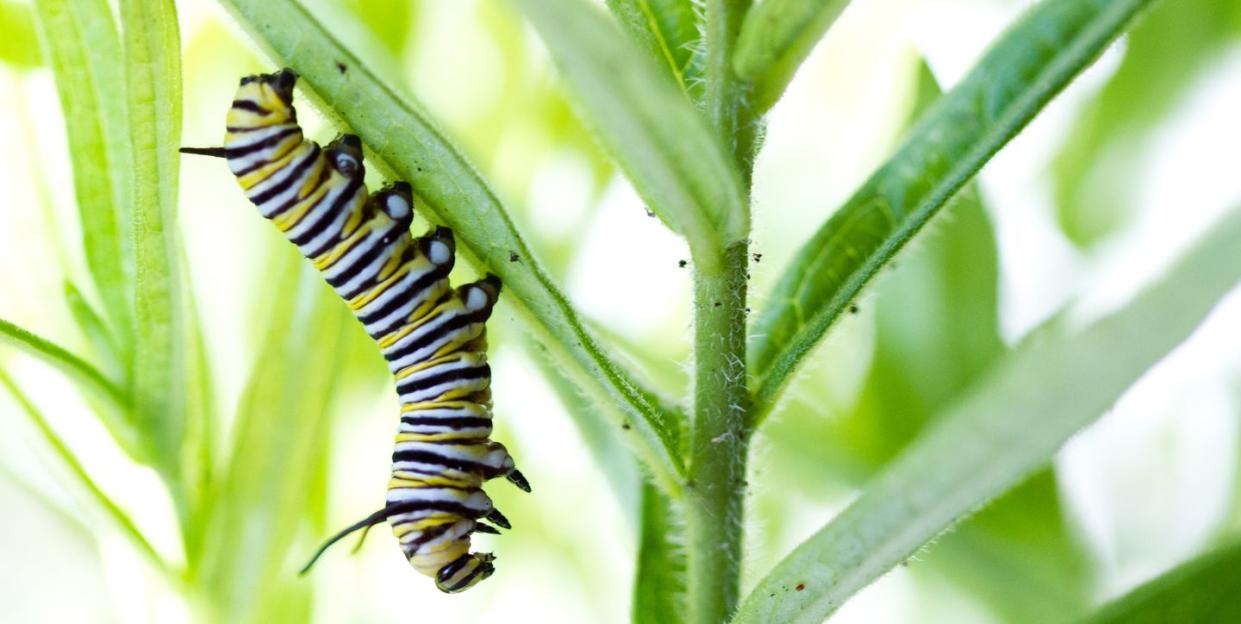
xmin=301 ymin=179 xmax=366 ymax=257
xmin=325 ymin=234 xmax=387 ymax=289
xmin=401 ymin=416 xmax=493 ymax=431
xmin=392 ymin=448 xmax=491 ymax=474
xmin=264 ymin=146 xmax=326 ymax=216
xmin=397 ymin=365 xmax=489 ymax=396
xmin=448 ymin=564 xmax=486 ymax=591
xmin=356 ymin=253 xmax=451 ymax=325
xmin=383 ymin=310 xmax=484 ymax=364
xmin=224 ymin=126 xmax=298 ymax=159
xmin=402 ymin=521 xmax=455 ymax=550
xmin=385 ymin=499 xmax=484 ymax=520
xmin=436 ymin=555 xmax=472 ymax=581
xmin=231 ymin=99 xmax=269 ymax=114
xmin=248 ymin=143 xmax=320 ymax=207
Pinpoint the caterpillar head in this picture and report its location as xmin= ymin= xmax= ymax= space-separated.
xmin=233 ymin=68 xmax=299 ymax=125
xmin=435 ymin=553 xmax=496 ymax=593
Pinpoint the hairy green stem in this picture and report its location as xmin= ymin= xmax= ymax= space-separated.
xmin=687 ymin=242 xmax=751 ymax=624
xmin=702 ymin=0 xmax=754 ymax=177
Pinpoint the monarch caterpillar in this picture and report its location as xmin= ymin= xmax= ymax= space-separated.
xmin=182 ymin=68 xmax=530 ymax=593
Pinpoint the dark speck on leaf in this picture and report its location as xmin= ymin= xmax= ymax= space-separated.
xmin=713 ymin=302 xmax=721 ymax=308
xmin=849 ymin=304 xmax=859 ymax=314
xmin=645 ymin=208 xmax=656 ymax=217
xmin=335 ymin=61 xmax=347 ymax=74
xmin=678 ymin=259 xmax=687 ymax=268
xmin=508 ymin=251 xmax=520 ymax=262
xmin=621 ymin=423 xmax=631 ymax=430
xmin=795 ymin=583 xmax=806 ymax=592
xmin=752 ymin=253 xmax=762 ymax=262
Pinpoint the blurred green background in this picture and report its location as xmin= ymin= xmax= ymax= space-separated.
xmin=2 ymin=0 xmax=1240 ymax=622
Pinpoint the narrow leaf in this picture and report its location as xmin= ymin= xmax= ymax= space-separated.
xmin=32 ymin=0 xmax=134 ymax=358
xmin=0 ymin=317 xmax=130 ymax=429
xmin=214 ymin=0 xmax=687 ymax=494
xmin=732 ymin=0 xmax=851 ymax=114
xmin=63 ymin=281 xmax=123 ymax=380
xmin=732 ymin=206 xmax=1241 ymax=624
xmin=749 ymin=0 xmax=1157 ymax=421
xmin=633 ymin=482 xmax=688 ymax=624
xmin=510 ymin=0 xmax=749 ymax=266
xmin=1086 ymin=541 xmax=1241 ymax=623
xmin=123 ymin=0 xmax=185 ymax=482
xmin=0 ymin=0 xmax=42 ymax=68
xmin=195 ymin=257 xmax=348 ymax=623
xmin=605 ymin=0 xmax=701 ymax=94
xmin=1052 ymin=0 xmax=1241 ymax=246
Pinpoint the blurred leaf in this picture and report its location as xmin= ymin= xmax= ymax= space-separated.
xmin=341 ymin=0 xmax=415 ymax=57
xmin=748 ymin=0 xmax=1157 ymax=423
xmin=510 ymin=0 xmax=749 ymax=268
xmin=122 ymin=0 xmax=185 ymax=484
xmin=808 ymin=60 xmax=1089 ymax=623
xmin=194 ymin=257 xmax=348 ymax=624
xmin=0 ymin=318 xmax=136 ymax=453
xmin=214 ymin=0 xmax=687 ymax=496
xmin=1086 ymin=540 xmax=1241 ymax=623
xmin=0 ymin=0 xmax=42 ymax=68
xmin=64 ymin=281 xmax=122 ymax=381
xmin=633 ymin=482 xmax=687 ymax=624
xmin=732 ymin=206 xmax=1241 ymax=624
xmin=32 ymin=0 xmax=134 ymax=362
xmin=1053 ymin=0 xmax=1241 ymax=246
xmin=732 ymin=0 xmax=851 ymax=115
xmin=605 ymin=0 xmax=701 ymax=96
xmin=0 ymin=368 xmax=167 ymax=574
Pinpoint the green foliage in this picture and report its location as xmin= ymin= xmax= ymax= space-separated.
xmin=1052 ymin=0 xmax=1241 ymax=245
xmin=1086 ymin=541 xmax=1241 ymax=623
xmin=3 ymin=0 xmax=1237 ymax=622
xmin=749 ymin=0 xmax=1157 ymax=421
xmin=733 ymin=0 xmax=852 ymax=114
xmin=511 ymin=0 xmax=749 ymax=267
xmin=733 ymin=205 xmax=1241 ymax=624
xmin=0 ymin=1 xmax=42 ymax=68
xmin=606 ymin=0 xmax=701 ymax=96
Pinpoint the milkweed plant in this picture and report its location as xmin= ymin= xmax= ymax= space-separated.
xmin=2 ymin=0 xmax=1241 ymax=622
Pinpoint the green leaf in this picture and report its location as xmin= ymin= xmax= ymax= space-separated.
xmin=0 ymin=0 xmax=42 ymax=68
xmin=0 ymin=317 xmax=134 ymax=452
xmin=122 ymin=0 xmax=185 ymax=483
xmin=1052 ymin=0 xmax=1241 ymax=246
xmin=64 ymin=281 xmax=123 ymax=381
xmin=32 ymin=0 xmax=134 ymax=360
xmin=1086 ymin=540 xmax=1241 ymax=623
xmin=194 ymin=256 xmax=349 ymax=623
xmin=781 ymin=59 xmax=1090 ymax=623
xmin=0 ymin=368 xmax=168 ymax=574
xmin=633 ymin=482 xmax=688 ymax=624
xmin=731 ymin=205 xmax=1241 ymax=624
xmin=605 ymin=0 xmax=701 ymax=95
xmin=214 ymin=0 xmax=687 ymax=495
xmin=510 ymin=0 xmax=749 ymax=267
xmin=748 ymin=0 xmax=1157 ymax=422
xmin=732 ymin=0 xmax=851 ymax=114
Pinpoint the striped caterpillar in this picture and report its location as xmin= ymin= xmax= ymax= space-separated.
xmin=182 ymin=68 xmax=529 ymax=593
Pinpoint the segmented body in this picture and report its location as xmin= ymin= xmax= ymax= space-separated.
xmin=197 ymin=69 xmax=528 ymax=593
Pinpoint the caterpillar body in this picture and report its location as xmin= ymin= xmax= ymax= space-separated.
xmin=182 ymin=69 xmax=529 ymax=593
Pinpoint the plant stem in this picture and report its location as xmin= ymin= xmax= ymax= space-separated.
xmin=687 ymin=241 xmax=750 ymax=624
xmin=689 ymin=3 xmax=754 ymax=622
